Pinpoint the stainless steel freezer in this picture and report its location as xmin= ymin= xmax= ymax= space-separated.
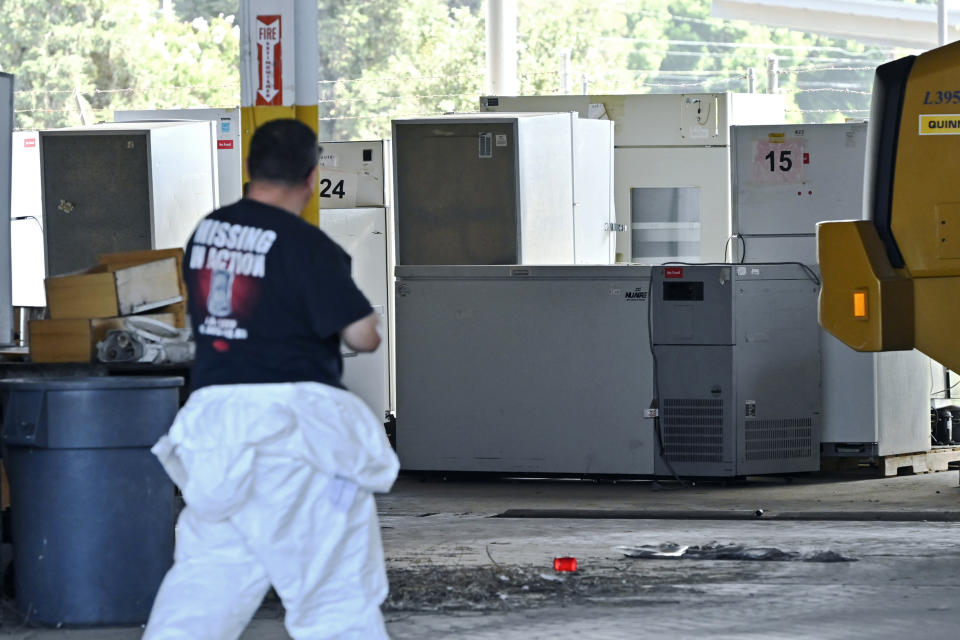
xmin=0 ymin=73 xmax=13 ymax=345
xmin=40 ymin=121 xmax=219 ymax=276
xmin=395 ymin=265 xmax=655 ymax=475
xmin=480 ymin=93 xmax=786 ymax=262
xmin=730 ymin=122 xmax=933 ymax=457
xmin=650 ymin=264 xmax=822 ymax=477
xmin=392 ymin=113 xmax=616 ymax=266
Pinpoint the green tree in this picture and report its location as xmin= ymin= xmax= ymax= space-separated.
xmin=622 ymin=1 xmax=894 ymax=123
xmin=173 ymin=0 xmax=234 ymax=22
xmin=0 ymin=0 xmax=239 ymax=130
xmin=317 ymin=0 xmax=485 ymax=140
xmin=0 ymin=0 xmax=904 ymax=133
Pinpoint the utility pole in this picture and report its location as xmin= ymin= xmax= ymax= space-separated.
xmin=939 ymin=0 xmax=948 ymax=47
xmin=559 ymin=50 xmax=571 ymax=94
xmin=766 ymin=55 xmax=779 ymax=94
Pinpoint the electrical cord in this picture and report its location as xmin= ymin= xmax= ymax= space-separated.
xmin=722 ymin=234 xmax=746 ymax=264
xmin=12 ymin=215 xmax=43 ymax=231
xmin=647 ymin=270 xmax=688 ymax=486
xmin=931 ymin=376 xmax=960 ymax=397
xmin=697 ymin=99 xmax=713 ymax=126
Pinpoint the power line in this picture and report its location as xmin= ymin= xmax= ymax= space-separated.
xmin=787 ymin=108 xmax=871 ymax=113
xmin=779 ymin=65 xmax=876 ymax=74
xmin=605 ymin=37 xmax=891 ymax=55
xmin=318 ymin=71 xmax=485 ymax=86
xmin=318 ymin=92 xmax=479 ymax=105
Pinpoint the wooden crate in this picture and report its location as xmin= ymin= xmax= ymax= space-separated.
xmin=45 ymin=258 xmax=182 ymax=320
xmin=99 ymin=248 xmax=186 ymax=299
xmin=100 ymin=249 xmax=188 ymax=327
xmin=29 ymin=313 xmax=176 ymax=363
xmin=823 ymin=446 xmax=960 ymax=477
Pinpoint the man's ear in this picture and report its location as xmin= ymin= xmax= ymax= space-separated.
xmin=306 ymin=165 xmax=319 ymax=191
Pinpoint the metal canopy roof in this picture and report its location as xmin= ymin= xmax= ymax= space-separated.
xmin=712 ymin=0 xmax=958 ymax=49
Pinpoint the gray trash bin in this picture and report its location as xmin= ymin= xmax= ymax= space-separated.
xmin=0 ymin=376 xmax=184 ymax=626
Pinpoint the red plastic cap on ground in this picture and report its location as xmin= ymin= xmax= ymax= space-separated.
xmin=553 ymin=557 xmax=577 ymax=572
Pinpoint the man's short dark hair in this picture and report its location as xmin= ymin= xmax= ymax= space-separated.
xmin=247 ymin=119 xmax=319 ymax=186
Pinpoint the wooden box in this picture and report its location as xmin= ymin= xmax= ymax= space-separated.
xmin=29 ymin=313 xmax=176 ymax=363
xmin=99 ymin=249 xmax=187 ymax=327
xmin=45 ymin=257 xmax=183 ymax=320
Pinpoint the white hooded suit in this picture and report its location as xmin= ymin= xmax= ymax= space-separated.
xmin=142 ymin=382 xmax=399 ymax=639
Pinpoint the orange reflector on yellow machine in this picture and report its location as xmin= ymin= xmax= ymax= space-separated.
xmin=853 ymin=291 xmax=868 ymax=318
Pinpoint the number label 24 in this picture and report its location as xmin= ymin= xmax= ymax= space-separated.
xmin=319 ymin=178 xmax=345 ymax=199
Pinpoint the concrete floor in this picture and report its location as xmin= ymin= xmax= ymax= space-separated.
xmin=1 ymin=469 xmax=959 ymax=639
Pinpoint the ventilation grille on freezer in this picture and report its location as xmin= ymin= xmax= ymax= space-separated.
xmin=661 ymin=399 xmax=723 ymax=462
xmin=745 ymin=418 xmax=813 ymax=461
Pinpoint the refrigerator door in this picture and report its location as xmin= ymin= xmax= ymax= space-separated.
xmin=319 ymin=207 xmax=390 ymax=419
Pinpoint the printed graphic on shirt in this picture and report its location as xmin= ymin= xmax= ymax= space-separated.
xmin=188 ymin=219 xmax=278 ymax=342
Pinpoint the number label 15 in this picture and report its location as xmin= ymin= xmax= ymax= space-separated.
xmin=764 ymin=149 xmax=794 ymax=172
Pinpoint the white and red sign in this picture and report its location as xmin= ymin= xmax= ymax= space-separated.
xmin=255 ymin=15 xmax=282 ymax=106
xmin=753 ymin=139 xmax=805 ymax=185
xmin=665 ymin=267 xmax=684 ymax=279
xmin=217 ymin=140 xmax=234 ymax=150
xmin=23 ymin=138 xmax=36 ymax=148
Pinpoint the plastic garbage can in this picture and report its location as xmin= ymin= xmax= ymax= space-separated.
xmin=0 ymin=376 xmax=184 ymax=626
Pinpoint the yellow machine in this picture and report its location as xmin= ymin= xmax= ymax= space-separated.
xmin=818 ymin=40 xmax=960 ymax=371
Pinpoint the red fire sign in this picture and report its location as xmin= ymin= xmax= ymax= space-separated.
xmin=23 ymin=138 xmax=36 ymax=148
xmin=217 ymin=140 xmax=234 ymax=150
xmin=255 ymin=15 xmax=282 ymax=106
xmin=664 ymin=267 xmax=684 ymax=279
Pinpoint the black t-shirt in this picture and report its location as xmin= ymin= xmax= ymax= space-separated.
xmin=184 ymin=198 xmax=372 ymax=392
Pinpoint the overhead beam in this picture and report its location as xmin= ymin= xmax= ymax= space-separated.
xmin=712 ymin=0 xmax=958 ymax=49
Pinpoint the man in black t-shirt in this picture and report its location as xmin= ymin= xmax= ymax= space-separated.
xmin=187 ymin=122 xmax=379 ymax=388
xmin=144 ymin=120 xmax=399 ymax=640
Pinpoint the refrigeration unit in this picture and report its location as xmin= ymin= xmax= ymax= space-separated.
xmin=40 ymin=121 xmax=219 ymax=276
xmin=317 ymin=140 xmax=394 ymax=420
xmin=392 ymin=112 xmax=616 ymax=266
xmin=650 ymin=264 xmax=822 ymax=477
xmin=318 ymin=140 xmax=391 ymax=209
xmin=10 ymin=131 xmax=45 ymax=308
xmin=730 ymin=123 xmax=932 ymax=457
xmin=0 ymin=73 xmax=12 ymax=345
xmin=395 ymin=265 xmax=656 ymax=475
xmin=115 ymin=108 xmax=242 ymax=205
xmin=480 ymin=93 xmax=786 ymax=263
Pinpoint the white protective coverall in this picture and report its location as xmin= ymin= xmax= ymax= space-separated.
xmin=142 ymin=381 xmax=400 ymax=640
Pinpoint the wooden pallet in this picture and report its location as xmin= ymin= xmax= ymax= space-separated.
xmin=823 ymin=446 xmax=960 ymax=477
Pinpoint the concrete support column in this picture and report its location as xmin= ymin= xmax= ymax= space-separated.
xmin=486 ymin=0 xmax=518 ymax=96
xmin=240 ymin=0 xmax=320 ymax=224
